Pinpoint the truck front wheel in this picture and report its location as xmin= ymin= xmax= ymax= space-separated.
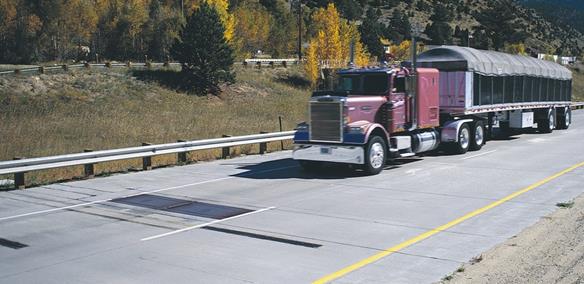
xmin=363 ymin=136 xmax=386 ymax=175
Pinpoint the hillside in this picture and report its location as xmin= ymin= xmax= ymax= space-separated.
xmin=362 ymin=0 xmax=584 ymax=56
xmin=520 ymin=0 xmax=584 ymax=43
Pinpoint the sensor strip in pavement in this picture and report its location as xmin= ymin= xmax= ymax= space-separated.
xmin=313 ymin=161 xmax=584 ymax=284
xmin=0 ymin=165 xmax=296 ymax=222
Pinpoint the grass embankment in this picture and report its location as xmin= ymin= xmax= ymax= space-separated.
xmin=0 ymin=66 xmax=311 ymax=187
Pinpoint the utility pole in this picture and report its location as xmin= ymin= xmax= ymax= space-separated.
xmin=297 ymin=0 xmax=302 ymax=60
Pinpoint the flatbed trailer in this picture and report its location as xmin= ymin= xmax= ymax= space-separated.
xmin=293 ymin=46 xmax=573 ymax=175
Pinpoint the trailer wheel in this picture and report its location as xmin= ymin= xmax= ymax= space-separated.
xmin=538 ymin=110 xmax=555 ymax=134
xmin=470 ymin=121 xmax=485 ymax=151
xmin=557 ymin=108 xmax=571 ymax=130
xmin=451 ymin=123 xmax=471 ymax=154
xmin=363 ymin=136 xmax=386 ymax=175
xmin=298 ymin=160 xmax=321 ymax=172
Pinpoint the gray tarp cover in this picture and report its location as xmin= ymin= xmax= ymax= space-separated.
xmin=416 ymin=46 xmax=572 ymax=80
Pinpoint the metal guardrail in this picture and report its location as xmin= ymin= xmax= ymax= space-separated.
xmin=0 ymin=131 xmax=295 ymax=189
xmin=0 ymin=59 xmax=298 ymax=76
xmin=572 ymin=102 xmax=584 ymax=110
xmin=0 ymin=62 xmax=183 ymax=76
xmin=242 ymin=58 xmax=299 ymax=68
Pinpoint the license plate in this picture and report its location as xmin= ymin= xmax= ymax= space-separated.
xmin=320 ymin=147 xmax=332 ymax=155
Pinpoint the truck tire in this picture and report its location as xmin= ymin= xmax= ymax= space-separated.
xmin=451 ymin=123 xmax=471 ymax=154
xmin=298 ymin=160 xmax=321 ymax=172
xmin=538 ymin=110 xmax=555 ymax=134
xmin=363 ymin=136 xmax=386 ymax=175
xmin=557 ymin=108 xmax=571 ymax=130
xmin=470 ymin=121 xmax=485 ymax=151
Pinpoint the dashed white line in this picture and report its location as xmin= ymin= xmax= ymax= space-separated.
xmin=141 ymin=206 xmax=276 ymax=241
xmin=460 ymin=150 xmax=497 ymax=160
xmin=0 ymin=165 xmax=296 ymax=222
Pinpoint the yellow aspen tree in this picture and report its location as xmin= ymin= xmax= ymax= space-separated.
xmin=233 ymin=5 xmax=272 ymax=58
xmin=305 ymin=3 xmax=370 ymax=85
xmin=305 ymin=39 xmax=320 ymax=86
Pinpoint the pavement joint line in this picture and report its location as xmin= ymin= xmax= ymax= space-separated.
xmin=312 ymin=161 xmax=584 ymax=284
xmin=460 ymin=150 xmax=497 ymax=160
xmin=140 ymin=206 xmax=276 ymax=241
xmin=0 ymin=165 xmax=297 ymax=222
xmin=216 ymin=223 xmax=474 ymax=264
xmin=292 ymin=179 xmax=564 ymax=208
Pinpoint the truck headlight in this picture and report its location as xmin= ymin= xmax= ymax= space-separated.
xmin=348 ymin=125 xmax=367 ymax=134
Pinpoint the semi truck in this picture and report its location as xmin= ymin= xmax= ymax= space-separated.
xmin=292 ymin=46 xmax=573 ymax=175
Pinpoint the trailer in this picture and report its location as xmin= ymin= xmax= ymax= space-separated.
xmin=293 ymin=46 xmax=573 ymax=175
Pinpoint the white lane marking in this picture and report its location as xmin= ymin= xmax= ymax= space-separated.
xmin=141 ymin=206 xmax=276 ymax=241
xmin=0 ymin=165 xmax=296 ymax=222
xmin=405 ymin=168 xmax=421 ymax=176
xmin=0 ymin=199 xmax=110 ymax=221
xmin=460 ymin=150 xmax=497 ymax=160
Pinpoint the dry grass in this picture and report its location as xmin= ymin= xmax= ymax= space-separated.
xmin=0 ymin=66 xmax=311 ymax=187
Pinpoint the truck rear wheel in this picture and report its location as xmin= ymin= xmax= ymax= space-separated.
xmin=557 ymin=108 xmax=571 ymax=130
xmin=538 ymin=110 xmax=555 ymax=134
xmin=363 ymin=136 xmax=386 ymax=175
xmin=470 ymin=121 xmax=485 ymax=151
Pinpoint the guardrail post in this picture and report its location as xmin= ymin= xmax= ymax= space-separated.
xmin=142 ymin=142 xmax=152 ymax=170
xmin=84 ymin=62 xmax=90 ymax=69
xmin=282 ymin=61 xmax=287 ymax=68
xmin=222 ymin=135 xmax=231 ymax=159
xmin=269 ymin=61 xmax=275 ymax=68
xmin=14 ymin=69 xmax=20 ymax=75
xmin=177 ymin=140 xmax=188 ymax=164
xmin=259 ymin=131 xmax=268 ymax=154
xmin=243 ymin=61 xmax=248 ymax=68
xmin=13 ymin=157 xmax=25 ymax=189
xmin=256 ymin=62 xmax=261 ymax=69
xmin=38 ymin=66 xmax=45 ymax=74
xmin=146 ymin=61 xmax=152 ymax=70
xmin=105 ymin=62 xmax=112 ymax=68
xmin=62 ymin=64 xmax=68 ymax=71
xmin=278 ymin=116 xmax=284 ymax=150
xmin=83 ymin=149 xmax=95 ymax=178
xmin=126 ymin=61 xmax=132 ymax=68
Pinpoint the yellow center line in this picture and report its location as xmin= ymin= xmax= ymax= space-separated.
xmin=313 ymin=161 xmax=584 ymax=284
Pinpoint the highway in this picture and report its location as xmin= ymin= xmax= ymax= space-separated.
xmin=1 ymin=111 xmax=583 ymax=284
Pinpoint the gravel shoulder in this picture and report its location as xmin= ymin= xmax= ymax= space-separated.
xmin=442 ymin=194 xmax=584 ymax=284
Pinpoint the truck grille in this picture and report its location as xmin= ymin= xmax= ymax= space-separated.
xmin=310 ymin=101 xmax=342 ymax=142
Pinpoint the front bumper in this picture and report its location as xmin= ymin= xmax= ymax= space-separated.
xmin=293 ymin=144 xmax=364 ymax=165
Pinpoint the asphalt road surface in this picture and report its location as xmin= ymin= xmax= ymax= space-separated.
xmin=1 ymin=112 xmax=583 ymax=284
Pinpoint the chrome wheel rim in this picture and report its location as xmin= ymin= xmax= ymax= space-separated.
xmin=549 ymin=113 xmax=555 ymax=130
xmin=566 ymin=112 xmax=571 ymax=127
xmin=370 ymin=142 xmax=384 ymax=169
xmin=459 ymin=128 xmax=470 ymax=149
xmin=475 ymin=125 xmax=484 ymax=146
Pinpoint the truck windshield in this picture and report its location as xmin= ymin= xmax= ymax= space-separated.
xmin=336 ymin=74 xmax=389 ymax=94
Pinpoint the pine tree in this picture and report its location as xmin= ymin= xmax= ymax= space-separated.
xmin=425 ymin=3 xmax=453 ymax=45
xmin=359 ymin=8 xmax=384 ymax=59
xmin=171 ymin=2 xmax=234 ymax=95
